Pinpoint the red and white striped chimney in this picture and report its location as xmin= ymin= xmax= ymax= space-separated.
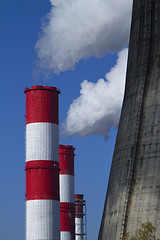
xmin=59 ymin=145 xmax=75 ymax=240
xmin=75 ymin=194 xmax=84 ymax=240
xmin=25 ymin=85 xmax=60 ymax=240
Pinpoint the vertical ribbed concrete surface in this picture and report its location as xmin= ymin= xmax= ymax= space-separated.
xmin=99 ymin=1 xmax=160 ymax=239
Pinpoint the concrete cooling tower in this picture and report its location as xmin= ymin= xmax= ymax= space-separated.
xmin=99 ymin=1 xmax=160 ymax=239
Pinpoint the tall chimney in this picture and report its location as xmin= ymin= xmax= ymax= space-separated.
xmin=99 ymin=1 xmax=160 ymax=239
xmin=75 ymin=194 xmax=84 ymax=240
xmin=59 ymin=145 xmax=75 ymax=240
xmin=25 ymin=85 xmax=60 ymax=240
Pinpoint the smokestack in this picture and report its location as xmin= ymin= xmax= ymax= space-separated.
xmin=59 ymin=145 xmax=75 ymax=240
xmin=99 ymin=1 xmax=160 ymax=239
xmin=75 ymin=194 xmax=86 ymax=240
xmin=25 ymin=85 xmax=60 ymax=240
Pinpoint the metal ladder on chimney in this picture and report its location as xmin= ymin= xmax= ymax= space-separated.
xmin=75 ymin=199 xmax=87 ymax=240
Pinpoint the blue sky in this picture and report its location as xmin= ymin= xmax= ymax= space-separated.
xmin=0 ymin=0 xmax=132 ymax=239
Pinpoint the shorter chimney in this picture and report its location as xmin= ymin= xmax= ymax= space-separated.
xmin=75 ymin=194 xmax=86 ymax=240
xmin=59 ymin=145 xmax=75 ymax=240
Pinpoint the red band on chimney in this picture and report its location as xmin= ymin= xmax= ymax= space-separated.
xmin=25 ymin=160 xmax=59 ymax=170
xmin=26 ymin=160 xmax=59 ymax=201
xmin=75 ymin=194 xmax=83 ymax=200
xmin=25 ymin=86 xmax=60 ymax=124
xmin=59 ymin=145 xmax=75 ymax=175
xmin=60 ymin=202 xmax=75 ymax=233
xmin=75 ymin=194 xmax=83 ymax=217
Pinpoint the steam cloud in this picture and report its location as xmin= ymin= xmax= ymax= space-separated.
xmin=35 ymin=1 xmax=131 ymax=139
xmin=35 ymin=0 xmax=132 ymax=74
xmin=62 ymin=48 xmax=128 ymax=140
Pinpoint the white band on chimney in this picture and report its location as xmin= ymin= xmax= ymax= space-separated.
xmin=26 ymin=122 xmax=59 ymax=162
xmin=75 ymin=217 xmax=83 ymax=240
xmin=60 ymin=175 xmax=74 ymax=203
xmin=26 ymin=200 xmax=60 ymax=240
xmin=60 ymin=231 xmax=72 ymax=240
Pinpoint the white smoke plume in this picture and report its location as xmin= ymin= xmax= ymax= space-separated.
xmin=35 ymin=0 xmax=132 ymax=74
xmin=62 ymin=48 xmax=128 ymax=140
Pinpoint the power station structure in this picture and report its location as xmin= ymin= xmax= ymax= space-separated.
xmin=59 ymin=145 xmax=75 ymax=240
xmin=25 ymin=86 xmax=60 ymax=240
xmin=75 ymin=194 xmax=86 ymax=240
xmin=99 ymin=1 xmax=160 ymax=239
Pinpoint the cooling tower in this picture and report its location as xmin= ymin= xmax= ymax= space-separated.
xmin=99 ymin=1 xmax=160 ymax=239
xmin=59 ymin=145 xmax=75 ymax=240
xmin=25 ymin=85 xmax=60 ymax=240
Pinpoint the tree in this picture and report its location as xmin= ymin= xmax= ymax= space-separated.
xmin=122 ymin=222 xmax=160 ymax=240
